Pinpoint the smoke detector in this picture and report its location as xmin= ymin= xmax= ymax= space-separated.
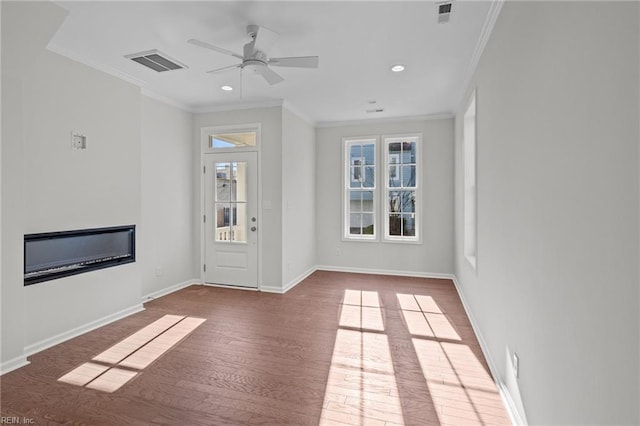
xmin=125 ymin=50 xmax=187 ymax=72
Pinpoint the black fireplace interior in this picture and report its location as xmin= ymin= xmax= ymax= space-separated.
xmin=24 ymin=225 xmax=136 ymax=286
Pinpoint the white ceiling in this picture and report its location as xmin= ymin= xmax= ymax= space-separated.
xmin=49 ymin=1 xmax=495 ymax=124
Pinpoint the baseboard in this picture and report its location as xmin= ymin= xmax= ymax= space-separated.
xmin=141 ymin=278 xmax=200 ymax=302
xmin=316 ymin=265 xmax=454 ymax=281
xmin=23 ymin=303 xmax=145 ymax=358
xmin=0 ymin=355 xmax=30 ymax=376
xmin=451 ymin=275 xmax=527 ymax=425
xmin=281 ymin=266 xmax=317 ymax=293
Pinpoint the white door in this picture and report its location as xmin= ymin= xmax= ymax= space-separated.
xmin=204 ymin=151 xmax=258 ymax=288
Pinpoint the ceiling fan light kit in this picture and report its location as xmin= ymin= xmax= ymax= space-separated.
xmin=189 ymin=24 xmax=319 ymax=86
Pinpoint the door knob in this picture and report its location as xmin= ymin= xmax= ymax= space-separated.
xmin=251 ymin=217 xmax=257 ymax=222
xmin=251 ymin=226 xmax=257 ymax=232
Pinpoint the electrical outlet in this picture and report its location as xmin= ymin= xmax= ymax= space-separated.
xmin=512 ymin=352 xmax=519 ymax=378
xmin=71 ymin=132 xmax=87 ymax=150
xmin=155 ymin=267 xmax=162 ymax=277
xmin=336 ymin=248 xmax=341 ymax=256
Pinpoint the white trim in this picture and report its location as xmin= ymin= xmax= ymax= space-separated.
xmin=141 ymin=279 xmax=200 ymax=303
xmin=23 ymin=303 xmax=144 ymax=358
xmin=456 ymin=0 xmax=505 ymax=108
xmin=259 ymin=285 xmax=284 ymax=294
xmin=282 ymin=100 xmax=316 ymax=127
xmin=193 ymin=99 xmax=284 ymax=114
xmin=282 ymin=266 xmax=317 ymax=293
xmin=316 ymin=113 xmax=454 ymax=128
xmin=47 ymin=42 xmax=147 ymax=88
xmin=451 ymin=275 xmax=528 ymax=425
xmin=141 ymin=88 xmax=193 ymax=113
xmin=202 ymin=283 xmax=258 ymax=291
xmin=0 ymin=355 xmax=30 ymax=376
xmin=316 ymin=265 xmax=454 ymax=281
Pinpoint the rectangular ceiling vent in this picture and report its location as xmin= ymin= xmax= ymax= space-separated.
xmin=437 ymin=2 xmax=453 ymax=24
xmin=124 ymin=50 xmax=187 ymax=72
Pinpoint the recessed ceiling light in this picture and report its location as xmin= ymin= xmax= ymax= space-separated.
xmin=391 ymin=64 xmax=405 ymax=72
xmin=221 ymin=85 xmax=233 ymax=91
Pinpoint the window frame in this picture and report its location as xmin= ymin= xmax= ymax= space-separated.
xmin=342 ymin=137 xmax=379 ymax=241
xmin=463 ymin=90 xmax=478 ymax=270
xmin=382 ymin=134 xmax=422 ymax=243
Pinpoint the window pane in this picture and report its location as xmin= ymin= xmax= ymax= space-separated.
xmin=388 ymin=142 xmax=402 ymax=154
xmin=349 ymin=213 xmax=362 ymax=235
xmin=402 ymin=141 xmax=416 ymax=164
xmin=362 ymin=213 xmax=374 ymax=235
xmin=349 ymin=190 xmax=362 ymax=213
xmin=363 ymin=144 xmax=375 ymax=165
xmin=362 ymin=191 xmax=374 ymax=212
xmin=215 ymin=163 xmax=230 ymax=202
xmin=232 ymin=162 xmax=247 ymax=202
xmin=350 ymin=165 xmax=363 ymax=187
xmin=402 ymin=214 xmax=416 ymax=237
xmin=389 ymin=191 xmax=401 ymax=213
xmin=363 ymin=166 xmax=375 ymax=188
xmin=350 ymin=144 xmax=362 ymax=162
xmin=215 ymin=203 xmax=231 ymax=241
xmin=389 ymin=164 xmax=401 ymax=187
xmin=399 ymin=191 xmax=415 ymax=213
xmin=232 ymin=202 xmax=247 ymax=242
xmin=211 ymin=131 xmax=256 ymax=149
xmin=389 ymin=214 xmax=402 ymax=236
xmin=401 ymin=165 xmax=416 ymax=187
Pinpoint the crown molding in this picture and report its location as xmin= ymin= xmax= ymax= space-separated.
xmin=192 ymin=98 xmax=285 ymax=114
xmin=316 ymin=112 xmax=454 ymax=128
xmin=282 ymin=100 xmax=316 ymax=127
xmin=47 ymin=42 xmax=147 ymax=88
xmin=141 ymin=88 xmax=193 ymax=113
xmin=455 ymin=0 xmax=504 ymax=109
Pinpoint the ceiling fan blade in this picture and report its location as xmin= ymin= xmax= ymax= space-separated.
xmin=253 ymin=26 xmax=279 ymax=52
xmin=206 ymin=64 xmax=242 ymax=74
xmin=188 ymin=38 xmax=244 ymax=60
xmin=268 ymin=56 xmax=319 ymax=68
xmin=256 ymin=66 xmax=284 ymax=85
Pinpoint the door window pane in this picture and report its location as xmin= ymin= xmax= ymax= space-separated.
xmin=215 ymin=161 xmax=248 ymax=243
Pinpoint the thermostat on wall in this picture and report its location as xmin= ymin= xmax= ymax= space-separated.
xmin=71 ymin=132 xmax=87 ymax=150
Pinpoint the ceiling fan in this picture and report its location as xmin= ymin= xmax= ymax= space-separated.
xmin=188 ymin=25 xmax=319 ymax=85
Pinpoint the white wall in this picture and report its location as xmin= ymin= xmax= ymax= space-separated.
xmin=282 ymin=108 xmax=316 ymax=288
xmin=193 ymin=107 xmax=283 ymax=289
xmin=141 ymin=96 xmax=195 ymax=297
xmin=316 ymin=118 xmax=454 ymax=276
xmin=21 ymin=49 xmax=143 ymax=348
xmin=1 ymin=1 xmax=68 ymax=370
xmin=454 ymin=2 xmax=639 ymax=424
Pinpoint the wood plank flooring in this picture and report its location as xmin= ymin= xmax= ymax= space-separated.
xmin=0 ymin=271 xmax=511 ymax=425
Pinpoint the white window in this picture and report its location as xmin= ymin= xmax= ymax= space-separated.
xmin=344 ymin=138 xmax=377 ymax=239
xmin=463 ymin=91 xmax=477 ymax=269
xmin=384 ymin=135 xmax=420 ymax=241
xmin=343 ymin=135 xmax=421 ymax=243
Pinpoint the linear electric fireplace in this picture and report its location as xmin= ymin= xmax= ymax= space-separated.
xmin=24 ymin=225 xmax=136 ymax=286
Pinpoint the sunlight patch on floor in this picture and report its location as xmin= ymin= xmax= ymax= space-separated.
xmin=320 ymin=290 xmax=404 ymax=426
xmin=58 ymin=314 xmax=205 ymax=393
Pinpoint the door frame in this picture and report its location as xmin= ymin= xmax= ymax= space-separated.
xmin=199 ymin=123 xmax=262 ymax=291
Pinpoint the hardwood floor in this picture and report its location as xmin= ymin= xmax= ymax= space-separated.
xmin=0 ymin=271 xmax=511 ymax=425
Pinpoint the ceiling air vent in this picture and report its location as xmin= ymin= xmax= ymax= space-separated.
xmin=125 ymin=50 xmax=187 ymax=72
xmin=437 ymin=2 xmax=452 ymax=24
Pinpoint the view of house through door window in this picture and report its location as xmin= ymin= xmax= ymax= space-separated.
xmin=215 ymin=162 xmax=247 ymax=243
